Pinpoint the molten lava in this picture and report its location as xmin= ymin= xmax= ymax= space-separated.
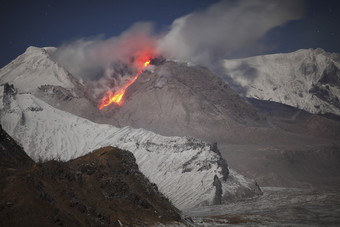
xmin=98 ymin=58 xmax=151 ymax=110
xmin=144 ymin=60 xmax=150 ymax=67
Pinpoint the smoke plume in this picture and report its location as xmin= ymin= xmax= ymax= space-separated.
xmin=51 ymin=0 xmax=305 ymax=100
xmin=159 ymin=0 xmax=305 ymax=69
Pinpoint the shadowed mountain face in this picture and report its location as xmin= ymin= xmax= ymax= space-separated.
xmin=222 ymin=98 xmax=340 ymax=188
xmin=0 ymin=124 xmax=34 ymax=171
xmin=0 ymin=137 xmax=184 ymax=226
xmin=246 ymin=98 xmax=340 ymax=141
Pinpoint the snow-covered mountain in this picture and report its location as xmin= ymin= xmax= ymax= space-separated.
xmin=0 ymin=46 xmax=269 ymax=145
xmin=0 ymin=46 xmax=101 ymax=121
xmin=0 ymin=83 xmax=261 ymax=209
xmin=223 ymin=48 xmax=340 ymax=115
xmin=0 ymin=46 xmax=74 ymax=92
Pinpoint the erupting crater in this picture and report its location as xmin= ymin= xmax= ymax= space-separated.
xmin=98 ymin=56 xmax=151 ymax=110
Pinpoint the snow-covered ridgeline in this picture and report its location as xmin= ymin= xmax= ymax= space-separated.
xmin=223 ymin=48 xmax=340 ymax=115
xmin=0 ymin=46 xmax=76 ymax=93
xmin=0 ymin=86 xmax=261 ymax=209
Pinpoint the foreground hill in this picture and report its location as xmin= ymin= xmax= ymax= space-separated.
xmin=0 ymin=127 xmax=185 ymax=226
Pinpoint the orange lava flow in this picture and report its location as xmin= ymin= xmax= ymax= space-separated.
xmin=144 ymin=60 xmax=150 ymax=67
xmin=98 ymin=59 xmax=150 ymax=110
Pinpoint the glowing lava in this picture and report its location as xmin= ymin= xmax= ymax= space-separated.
xmin=144 ymin=60 xmax=150 ymax=67
xmin=98 ymin=58 xmax=151 ymax=110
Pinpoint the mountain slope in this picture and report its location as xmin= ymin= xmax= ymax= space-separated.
xmin=0 ymin=144 xmax=185 ymax=226
xmin=0 ymin=46 xmax=101 ymax=122
xmin=0 ymin=124 xmax=34 ymax=170
xmin=102 ymin=60 xmax=266 ymax=143
xmin=0 ymin=84 xmax=261 ymax=209
xmin=0 ymin=46 xmax=74 ymax=92
xmin=223 ymin=48 xmax=340 ymax=115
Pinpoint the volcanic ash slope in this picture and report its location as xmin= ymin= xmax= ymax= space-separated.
xmin=105 ymin=60 xmax=266 ymax=143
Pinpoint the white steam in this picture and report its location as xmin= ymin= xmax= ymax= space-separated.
xmin=159 ymin=0 xmax=305 ymax=68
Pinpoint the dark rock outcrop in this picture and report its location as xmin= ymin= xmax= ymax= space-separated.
xmin=0 ymin=144 xmax=186 ymax=226
xmin=0 ymin=124 xmax=34 ymax=170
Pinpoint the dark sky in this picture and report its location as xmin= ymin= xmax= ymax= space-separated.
xmin=1 ymin=0 xmax=340 ymax=68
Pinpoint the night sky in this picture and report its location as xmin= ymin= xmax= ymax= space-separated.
xmin=1 ymin=0 xmax=340 ymax=68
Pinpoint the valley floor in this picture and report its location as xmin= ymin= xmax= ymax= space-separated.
xmin=184 ymin=187 xmax=340 ymax=226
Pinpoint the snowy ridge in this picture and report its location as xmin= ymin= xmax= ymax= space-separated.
xmin=0 ymin=46 xmax=75 ymax=93
xmin=223 ymin=48 xmax=340 ymax=115
xmin=0 ymin=86 xmax=260 ymax=209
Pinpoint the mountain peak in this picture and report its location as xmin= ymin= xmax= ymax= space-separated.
xmin=0 ymin=46 xmax=74 ymax=93
xmin=25 ymin=46 xmax=56 ymax=54
xmin=25 ymin=46 xmax=42 ymax=53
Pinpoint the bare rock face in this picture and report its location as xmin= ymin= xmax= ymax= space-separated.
xmin=1 ymin=122 xmax=185 ymax=225
xmin=0 ymin=124 xmax=34 ymax=170
xmin=0 ymin=146 xmax=186 ymax=226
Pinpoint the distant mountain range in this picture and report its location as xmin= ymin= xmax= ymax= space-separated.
xmin=223 ymin=48 xmax=340 ymax=116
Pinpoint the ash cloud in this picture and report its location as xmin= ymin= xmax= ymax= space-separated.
xmin=159 ymin=0 xmax=305 ymax=69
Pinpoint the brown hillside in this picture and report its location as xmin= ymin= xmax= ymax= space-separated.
xmin=0 ymin=145 xmax=185 ymax=226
